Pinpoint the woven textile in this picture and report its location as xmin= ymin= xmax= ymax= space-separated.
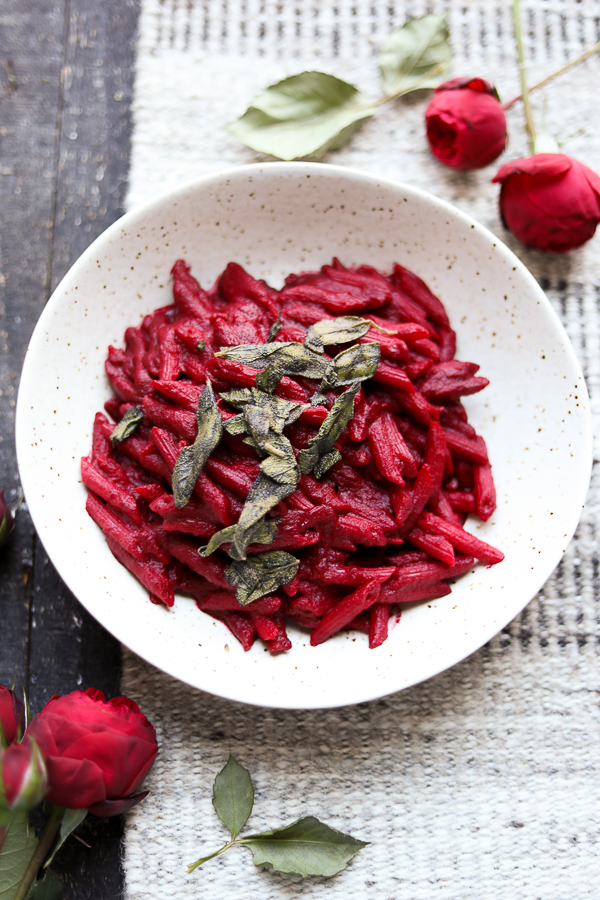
xmin=122 ymin=2 xmax=600 ymax=897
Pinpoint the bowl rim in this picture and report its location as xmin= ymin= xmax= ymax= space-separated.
xmin=16 ymin=161 xmax=593 ymax=708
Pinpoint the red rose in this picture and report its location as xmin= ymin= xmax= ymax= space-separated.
xmin=0 ymin=687 xmax=25 ymax=747
xmin=493 ymin=153 xmax=600 ymax=253
xmin=425 ymin=77 xmax=507 ymax=170
xmin=0 ymin=491 xmax=16 ymax=549
xmin=0 ymin=741 xmax=48 ymax=812
xmin=25 ymin=688 xmax=157 ymax=816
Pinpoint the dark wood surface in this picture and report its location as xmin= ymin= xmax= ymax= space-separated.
xmin=0 ymin=1 xmax=139 ymax=896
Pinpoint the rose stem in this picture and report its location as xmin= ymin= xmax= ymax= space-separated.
xmin=13 ymin=805 xmax=65 ymax=900
xmin=512 ymin=0 xmax=537 ymax=153
xmin=503 ymin=40 xmax=600 ymax=110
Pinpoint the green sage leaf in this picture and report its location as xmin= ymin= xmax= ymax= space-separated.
xmin=313 ymin=449 xmax=342 ymax=480
xmin=221 ymin=389 xmax=304 ymax=436
xmin=240 ymin=816 xmax=369 ymax=877
xmin=231 ymin=474 xmax=296 ymax=561
xmin=219 ymin=343 xmax=328 ymax=381
xmin=259 ymin=434 xmax=298 ymax=485
xmin=310 ymin=392 xmax=329 ymax=408
xmin=0 ymin=811 xmax=38 ymax=900
xmin=226 ymin=550 xmax=299 ymax=605
xmin=197 ymin=339 xmax=206 ymax=352
xmin=228 ymin=72 xmax=375 ymax=161
xmin=109 ymin=406 xmax=144 ymax=445
xmin=223 ymin=414 xmax=247 ymax=436
xmin=212 ymin=756 xmax=254 ymax=840
xmin=321 ymin=343 xmax=380 ymax=390
xmin=199 ymin=518 xmax=277 ymax=559
xmin=298 ymin=382 xmax=360 ymax=478
xmin=267 ymin=313 xmax=283 ymax=342
xmin=379 ymin=13 xmax=452 ymax=97
xmin=255 ymin=365 xmax=282 ymax=394
xmin=172 ymin=379 xmax=222 ymax=509
xmin=25 ymin=872 xmax=62 ymax=900
xmin=304 ymin=316 xmax=374 ymax=354
xmin=43 ymin=809 xmax=87 ymax=868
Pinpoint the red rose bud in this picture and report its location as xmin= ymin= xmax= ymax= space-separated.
xmin=0 ymin=741 xmax=48 ymax=812
xmin=0 ymin=491 xmax=16 ymax=549
xmin=25 ymin=688 xmax=157 ymax=815
xmin=425 ymin=77 xmax=507 ymax=171
xmin=493 ymin=153 xmax=600 ymax=253
xmin=0 ymin=687 xmax=25 ymax=747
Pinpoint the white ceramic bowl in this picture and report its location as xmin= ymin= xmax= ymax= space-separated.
xmin=16 ymin=163 xmax=592 ymax=709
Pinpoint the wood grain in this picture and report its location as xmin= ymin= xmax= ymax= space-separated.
xmin=0 ymin=0 xmax=139 ymax=896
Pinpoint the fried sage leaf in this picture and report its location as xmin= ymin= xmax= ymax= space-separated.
xmin=218 ymin=342 xmax=328 ymax=381
xmin=320 ymin=342 xmax=380 ymax=390
xmin=172 ymin=379 xmax=222 ymax=508
xmin=305 ymin=316 xmax=374 ymax=354
xmin=223 ymin=414 xmax=247 ymax=436
xmin=267 ymin=312 xmax=283 ymax=342
xmin=110 ymin=406 xmax=144 ymax=444
xmin=221 ymin=388 xmax=304 ymax=439
xmin=298 ymin=381 xmax=360 ymax=478
xmin=226 ymin=550 xmax=299 ymax=605
xmin=255 ymin=364 xmax=282 ymax=394
xmin=259 ymin=434 xmax=298 ymax=484
xmin=199 ymin=517 xmax=277 ymax=559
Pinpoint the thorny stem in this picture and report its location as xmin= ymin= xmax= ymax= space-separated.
xmin=503 ymin=40 xmax=600 ymax=110
xmin=512 ymin=0 xmax=536 ymax=153
xmin=12 ymin=805 xmax=65 ymax=900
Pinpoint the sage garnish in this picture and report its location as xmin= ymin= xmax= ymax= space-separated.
xmin=255 ymin=364 xmax=281 ymax=394
xmin=197 ymin=339 xmax=206 ymax=352
xmin=218 ymin=342 xmax=329 ymax=381
xmin=267 ymin=312 xmax=283 ymax=342
xmin=304 ymin=316 xmax=374 ymax=353
xmin=298 ymin=382 xmax=360 ymax=478
xmin=310 ymin=391 xmax=329 ymax=407
xmin=188 ymin=757 xmax=368 ymax=877
xmin=109 ymin=406 xmax=144 ymax=444
xmin=320 ymin=343 xmax=380 ymax=391
xmin=226 ymin=551 xmax=300 ymax=605
xmin=221 ymin=388 xmax=304 ymax=438
xmin=259 ymin=434 xmax=298 ymax=483
xmin=199 ymin=518 xmax=277 ymax=559
xmin=229 ymin=472 xmax=297 ymax=560
xmin=172 ymin=379 xmax=222 ymax=508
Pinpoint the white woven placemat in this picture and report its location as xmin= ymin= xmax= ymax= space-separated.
xmin=122 ymin=2 xmax=600 ymax=897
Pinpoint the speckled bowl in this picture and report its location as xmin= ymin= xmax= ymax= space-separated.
xmin=16 ymin=163 xmax=592 ymax=709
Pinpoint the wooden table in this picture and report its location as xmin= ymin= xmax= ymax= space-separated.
xmin=0 ymin=2 xmax=139 ymax=896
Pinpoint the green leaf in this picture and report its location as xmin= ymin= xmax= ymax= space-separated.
xmin=199 ymin=518 xmax=277 ymax=560
xmin=212 ymin=757 xmax=254 ymax=840
xmin=218 ymin=343 xmax=328 ymax=381
xmin=109 ymin=406 xmax=144 ymax=445
xmin=225 ymin=550 xmax=299 ymax=605
xmin=267 ymin=313 xmax=283 ymax=343
xmin=240 ymin=816 xmax=368 ymax=877
xmin=172 ymin=379 xmax=223 ymax=508
xmin=304 ymin=317 xmax=374 ymax=354
xmin=379 ymin=13 xmax=452 ymax=97
xmin=228 ymin=72 xmax=375 ymax=161
xmin=0 ymin=811 xmax=38 ymax=900
xmin=321 ymin=343 xmax=380 ymax=390
xmin=43 ymin=809 xmax=86 ymax=869
xmin=298 ymin=382 xmax=360 ymax=478
xmin=25 ymin=872 xmax=62 ymax=900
